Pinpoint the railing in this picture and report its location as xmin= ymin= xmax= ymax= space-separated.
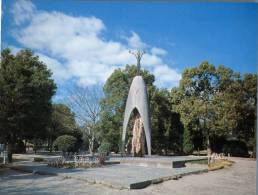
xmin=74 ymin=154 xmax=99 ymax=164
xmin=74 ymin=153 xmax=109 ymax=164
xmin=47 ymin=153 xmax=109 ymax=167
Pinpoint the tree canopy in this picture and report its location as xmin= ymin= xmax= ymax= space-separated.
xmin=1 ymin=48 xmax=256 ymax=158
xmin=48 ymin=103 xmax=81 ymax=152
xmin=0 ymin=48 xmax=56 ymax=161
xmin=171 ymin=61 xmax=257 ymax=156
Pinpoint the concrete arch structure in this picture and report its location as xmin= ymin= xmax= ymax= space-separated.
xmin=122 ymin=76 xmax=151 ymax=156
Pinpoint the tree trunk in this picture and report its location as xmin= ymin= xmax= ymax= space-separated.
xmin=207 ymin=134 xmax=212 ymax=164
xmin=89 ymin=138 xmax=94 ymax=155
xmin=204 ymin=102 xmax=212 ymax=164
xmin=88 ymin=143 xmax=92 ymax=155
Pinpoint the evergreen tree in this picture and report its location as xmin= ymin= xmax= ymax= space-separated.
xmin=0 ymin=49 xmax=56 ymax=162
xmin=183 ymin=127 xmax=193 ymax=154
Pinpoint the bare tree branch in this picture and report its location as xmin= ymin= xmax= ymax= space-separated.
xmin=65 ymin=84 xmax=103 ymax=154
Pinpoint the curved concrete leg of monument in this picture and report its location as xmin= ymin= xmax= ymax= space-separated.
xmin=122 ymin=76 xmax=151 ymax=156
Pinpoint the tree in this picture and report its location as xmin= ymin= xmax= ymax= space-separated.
xmin=183 ymin=127 xmax=193 ymax=154
xmin=180 ymin=62 xmax=219 ymax=159
xmin=0 ymin=49 xmax=56 ymax=162
xmin=172 ymin=62 xmax=257 ymax=158
xmin=170 ymin=87 xmax=200 ymax=152
xmin=48 ymin=103 xmax=79 ymax=152
xmin=236 ymin=74 xmax=257 ymax=156
xmin=151 ymin=89 xmax=183 ymax=154
xmin=53 ymin=135 xmax=77 ymax=154
xmin=212 ymin=70 xmax=257 ymax=155
xmin=66 ymin=85 xmax=102 ymax=154
xmin=98 ymin=141 xmax=111 ymax=155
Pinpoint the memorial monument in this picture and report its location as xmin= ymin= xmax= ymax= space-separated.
xmin=122 ymin=50 xmax=151 ymax=156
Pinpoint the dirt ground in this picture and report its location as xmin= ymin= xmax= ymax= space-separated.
xmin=0 ymin=157 xmax=256 ymax=195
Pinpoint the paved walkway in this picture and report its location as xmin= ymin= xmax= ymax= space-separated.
xmin=0 ymin=157 xmax=256 ymax=195
xmin=7 ymin=161 xmax=207 ymax=189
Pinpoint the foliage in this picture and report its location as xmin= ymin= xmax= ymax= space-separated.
xmin=171 ymin=61 xmax=257 ymax=155
xmin=48 ymin=103 xmax=81 ymax=152
xmin=98 ymin=142 xmax=111 ymax=154
xmin=1 ymin=47 xmax=255 ymax=158
xmin=151 ymin=89 xmax=183 ymax=154
xmin=179 ymin=62 xmax=219 ymax=155
xmin=13 ymin=139 xmax=26 ymax=153
xmin=222 ymin=139 xmax=249 ymax=157
xmin=0 ymin=48 xmax=56 ymax=162
xmin=53 ymin=135 xmax=77 ymax=153
xmin=183 ymin=128 xmax=193 ymax=154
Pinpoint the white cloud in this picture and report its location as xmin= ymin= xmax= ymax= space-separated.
xmin=125 ymin=31 xmax=148 ymax=49
xmin=151 ymin=47 xmax=167 ymax=56
xmin=153 ymin=65 xmax=181 ymax=87
xmin=11 ymin=0 xmax=35 ymax=25
xmin=36 ymin=53 xmax=71 ymax=83
xmin=10 ymin=0 xmax=181 ymax=88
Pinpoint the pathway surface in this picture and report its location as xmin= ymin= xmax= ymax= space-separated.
xmin=0 ymin=157 xmax=256 ymax=195
xmin=7 ymin=161 xmax=207 ymax=189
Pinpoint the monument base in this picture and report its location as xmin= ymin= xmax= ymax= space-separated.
xmin=110 ymin=155 xmax=208 ymax=168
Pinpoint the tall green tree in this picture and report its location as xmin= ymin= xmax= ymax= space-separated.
xmin=172 ymin=62 xmax=257 ymax=157
xmin=170 ymin=87 xmax=200 ymax=153
xmin=48 ymin=103 xmax=79 ymax=152
xmin=0 ymin=49 xmax=56 ymax=162
xmin=151 ymin=89 xmax=183 ymax=154
xmin=183 ymin=127 xmax=193 ymax=154
xmin=179 ymin=62 xmax=219 ymax=157
xmin=238 ymin=74 xmax=257 ymax=155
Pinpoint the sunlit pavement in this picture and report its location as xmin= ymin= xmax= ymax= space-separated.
xmin=0 ymin=157 xmax=255 ymax=195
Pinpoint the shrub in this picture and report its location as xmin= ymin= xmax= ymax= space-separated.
xmin=53 ymin=135 xmax=77 ymax=153
xmin=222 ymin=139 xmax=249 ymax=157
xmin=98 ymin=142 xmax=111 ymax=155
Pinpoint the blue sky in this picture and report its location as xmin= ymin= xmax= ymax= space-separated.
xmin=1 ymin=0 xmax=257 ymax=100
